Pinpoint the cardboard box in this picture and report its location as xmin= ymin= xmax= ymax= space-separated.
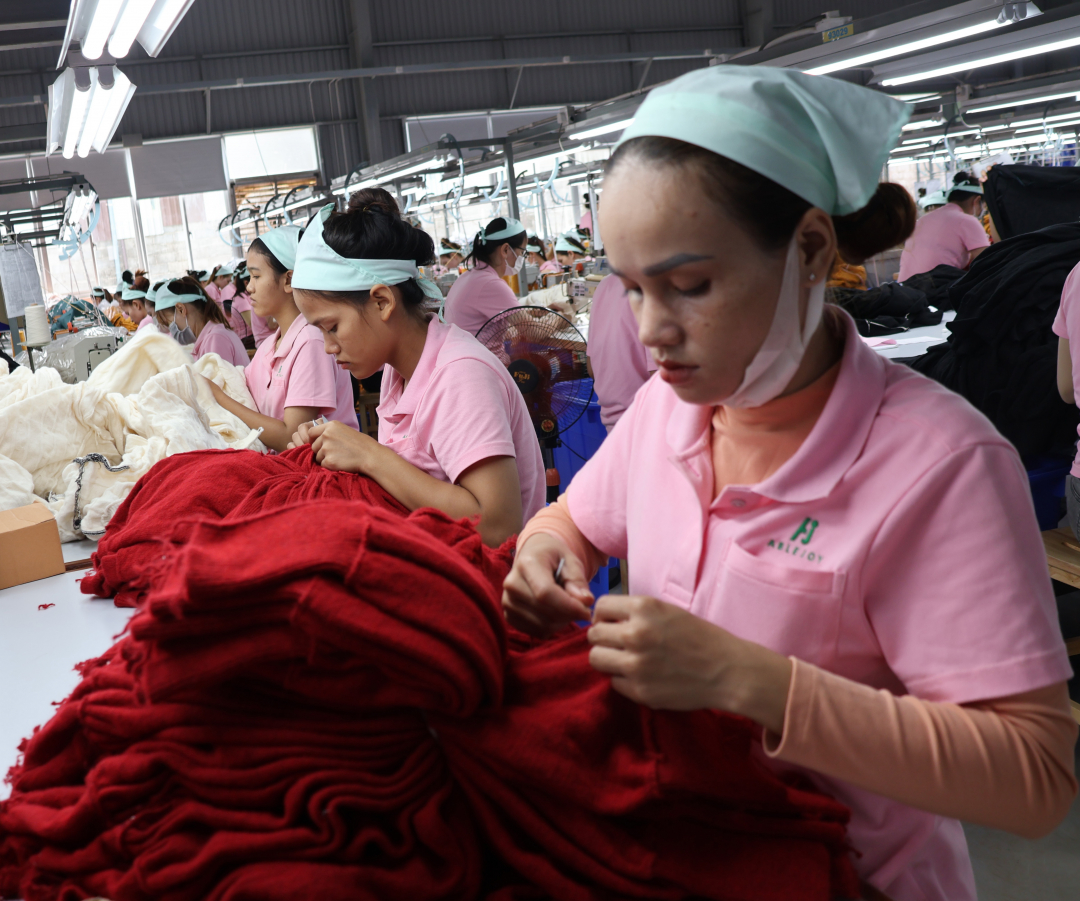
xmin=0 ymin=504 xmax=65 ymax=591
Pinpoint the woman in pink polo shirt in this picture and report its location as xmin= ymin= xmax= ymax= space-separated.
xmin=898 ymin=172 xmax=990 ymax=280
xmin=443 ymin=217 xmax=526 ymax=336
xmin=287 ymin=191 xmax=545 ymax=547
xmin=202 ymin=224 xmax=359 ymax=451
xmin=586 ymin=273 xmax=657 ymax=431
xmin=502 ymin=67 xmax=1076 ymax=901
xmin=154 ymin=277 xmax=249 ymax=368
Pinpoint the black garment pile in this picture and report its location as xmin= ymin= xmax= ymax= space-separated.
xmin=830 ymin=282 xmax=944 ymax=336
xmin=984 ymin=165 xmax=1080 ymax=240
xmin=911 ymin=221 xmax=1080 ymax=458
xmin=899 ymin=265 xmax=968 ymax=312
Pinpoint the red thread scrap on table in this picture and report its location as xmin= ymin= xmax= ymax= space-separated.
xmin=37 ymin=604 xmax=54 ymax=611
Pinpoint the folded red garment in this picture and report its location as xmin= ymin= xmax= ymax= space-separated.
xmin=81 ymin=447 xmax=408 ymax=607
xmin=5 ymin=497 xmax=859 ymax=901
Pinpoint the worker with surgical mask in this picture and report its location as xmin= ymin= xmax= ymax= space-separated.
xmin=443 ymin=217 xmax=527 ymax=336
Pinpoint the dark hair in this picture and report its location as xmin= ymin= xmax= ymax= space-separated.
xmin=608 ymin=136 xmax=916 ymax=264
xmin=466 ymin=217 xmax=527 ymax=268
xmin=160 ymin=276 xmax=233 ymax=329
xmin=947 ymin=171 xmax=982 ymax=205
xmin=131 ymin=271 xmax=150 ymax=293
xmin=526 ymin=235 xmax=547 ymax=257
xmin=295 ymin=189 xmax=435 ymax=317
xmin=121 ymin=269 xmax=133 ymax=285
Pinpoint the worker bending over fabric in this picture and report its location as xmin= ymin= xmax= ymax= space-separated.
xmin=121 ymin=272 xmax=154 ymax=331
xmin=898 ymin=172 xmax=989 ymax=280
xmin=586 ymin=273 xmax=657 ymax=430
xmin=201 ymin=224 xmax=359 ymax=450
xmin=443 ymin=217 xmax=527 ymax=336
xmin=1054 ymin=262 xmax=1080 ymax=539
xmin=502 ymin=65 xmax=1076 ymax=901
xmin=154 ymin=277 xmax=248 ymax=367
xmin=287 ymin=192 xmax=544 ymax=547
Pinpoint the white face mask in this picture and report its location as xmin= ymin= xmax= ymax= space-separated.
xmin=720 ymin=238 xmax=826 ymax=409
xmin=508 ymin=246 xmax=526 ymax=274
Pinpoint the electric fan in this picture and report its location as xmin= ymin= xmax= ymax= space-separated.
xmin=475 ymin=306 xmax=593 ymax=500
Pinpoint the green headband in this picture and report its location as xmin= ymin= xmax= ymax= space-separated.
xmin=950 ymin=184 xmax=984 ymax=196
xmin=255 ymin=225 xmax=302 ymax=271
xmin=292 ymin=204 xmax=443 ymax=302
xmin=477 ymin=217 xmax=525 ymax=245
xmin=527 ymin=244 xmax=542 ymax=253
xmin=121 ymin=288 xmax=146 ymax=301
xmin=619 ymin=65 xmax=909 ymax=217
xmin=92 ymin=286 xmax=104 ymax=296
xmin=555 ymin=236 xmax=582 ymax=253
xmin=154 ymin=280 xmax=204 ymax=312
xmin=215 ymin=263 xmax=236 ymax=277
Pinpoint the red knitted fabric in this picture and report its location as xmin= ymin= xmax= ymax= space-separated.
xmin=81 ymin=447 xmax=408 ymax=607
xmin=6 ymin=501 xmax=860 ymax=901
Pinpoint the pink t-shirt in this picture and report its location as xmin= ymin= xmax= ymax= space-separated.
xmin=210 ymin=284 xmax=252 ymax=340
xmin=192 ymin=320 xmax=249 ymax=368
xmin=898 ymin=202 xmax=990 ymax=281
xmin=377 ymin=318 xmax=545 ymax=523
xmin=565 ymin=310 xmax=1071 ymax=901
xmin=244 ymin=314 xmax=359 ymax=429
xmin=251 ymin=311 xmax=275 ymax=348
xmin=586 ymin=275 xmax=656 ymax=429
xmin=1052 ymin=262 xmax=1080 ymax=475
xmin=135 ymin=315 xmax=153 ymax=331
xmin=444 ymin=262 xmax=519 ymax=337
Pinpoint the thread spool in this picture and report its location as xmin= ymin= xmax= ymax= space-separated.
xmin=23 ymin=304 xmax=50 ymax=345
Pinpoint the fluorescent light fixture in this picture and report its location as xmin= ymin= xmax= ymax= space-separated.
xmin=109 ymin=0 xmax=157 ymax=58
xmin=47 ymin=65 xmax=136 ymax=158
xmin=60 ymin=0 xmax=196 ymax=64
xmin=892 ymin=142 xmax=930 ymax=152
xmin=966 ymin=89 xmax=1080 ymax=114
xmin=877 ymin=16 xmax=1080 ymax=87
xmin=807 ymin=19 xmax=1005 ymax=75
xmin=902 ymin=118 xmax=945 ymax=131
xmin=571 ymin=118 xmax=634 ymax=141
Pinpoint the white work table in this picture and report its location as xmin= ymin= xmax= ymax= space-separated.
xmin=0 ymin=539 xmax=133 ymax=800
xmin=869 ymin=310 xmax=956 ymax=360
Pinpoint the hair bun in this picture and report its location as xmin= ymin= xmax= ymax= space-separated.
xmin=831 ymin=182 xmax=917 ymax=264
xmin=347 ymin=187 xmax=401 ymax=218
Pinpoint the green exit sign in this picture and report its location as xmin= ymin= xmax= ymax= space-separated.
xmin=822 ymin=24 xmax=854 ymax=43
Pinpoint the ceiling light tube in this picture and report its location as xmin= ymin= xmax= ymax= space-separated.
xmin=966 ymin=89 xmax=1080 ymax=114
xmin=876 ymin=17 xmax=1080 ymax=87
xmin=77 ymin=69 xmax=108 ymax=157
xmin=902 ymin=117 xmax=946 ymax=131
xmin=63 ymin=73 xmax=93 ymax=159
xmin=90 ymin=66 xmax=135 ymax=152
xmin=82 ymin=0 xmax=125 ymax=59
xmin=108 ymin=0 xmax=157 ymax=58
xmin=807 ymin=19 xmax=1005 ymax=76
xmin=571 ymin=118 xmax=634 ymax=141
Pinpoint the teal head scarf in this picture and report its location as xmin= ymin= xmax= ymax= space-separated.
xmin=292 ymin=205 xmax=442 ymax=302
xmin=254 ymin=225 xmax=303 ymax=271
xmin=92 ymin=286 xmax=104 ymax=297
xmin=618 ymin=65 xmax=909 ymax=216
xmin=215 ymin=262 xmax=236 ymax=278
xmin=555 ymin=235 xmax=584 ymax=254
xmin=477 ymin=217 xmax=525 ymax=245
xmin=121 ymin=287 xmax=146 ymax=302
xmin=153 ymin=279 xmax=204 ymax=312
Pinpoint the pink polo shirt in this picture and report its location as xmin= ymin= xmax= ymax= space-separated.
xmin=586 ymin=274 xmax=656 ymax=429
xmin=244 ymin=314 xmax=358 ymax=429
xmin=444 ymin=262 xmax=519 ymax=336
xmin=1053 ymin=262 xmax=1080 ymax=476
xmin=377 ymin=318 xmax=545 ymax=523
xmin=135 ymin=315 xmax=153 ymax=332
xmin=565 ymin=310 xmax=1071 ymax=901
xmin=192 ymin=321 xmax=248 ymax=368
xmin=898 ymin=202 xmax=989 ymax=281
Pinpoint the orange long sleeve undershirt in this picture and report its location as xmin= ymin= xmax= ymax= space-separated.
xmin=517 ymin=351 xmax=1078 ymax=838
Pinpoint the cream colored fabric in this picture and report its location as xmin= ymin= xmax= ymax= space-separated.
xmin=0 ymin=329 xmax=265 ymax=540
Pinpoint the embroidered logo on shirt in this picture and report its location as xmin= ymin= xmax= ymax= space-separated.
xmin=765 ymin=519 xmax=823 ymax=563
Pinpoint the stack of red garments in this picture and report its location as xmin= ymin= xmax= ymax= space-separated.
xmin=81 ymin=447 xmax=408 ymax=607
xmin=2 ymin=462 xmax=861 ymax=900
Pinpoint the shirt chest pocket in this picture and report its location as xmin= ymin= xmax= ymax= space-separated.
xmin=694 ymin=540 xmax=846 ymax=663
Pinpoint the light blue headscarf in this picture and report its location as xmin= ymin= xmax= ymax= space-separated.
xmin=618 ymin=65 xmax=910 ymax=216
xmin=255 ymin=225 xmax=303 ymax=271
xmin=292 ymin=204 xmax=442 ymax=302
xmin=121 ymin=287 xmax=146 ymax=301
xmin=153 ymin=279 xmax=204 ymax=312
xmin=215 ymin=262 xmax=236 ymax=278
xmin=555 ymin=235 xmax=584 ymax=253
xmin=477 ymin=217 xmax=525 ymax=245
